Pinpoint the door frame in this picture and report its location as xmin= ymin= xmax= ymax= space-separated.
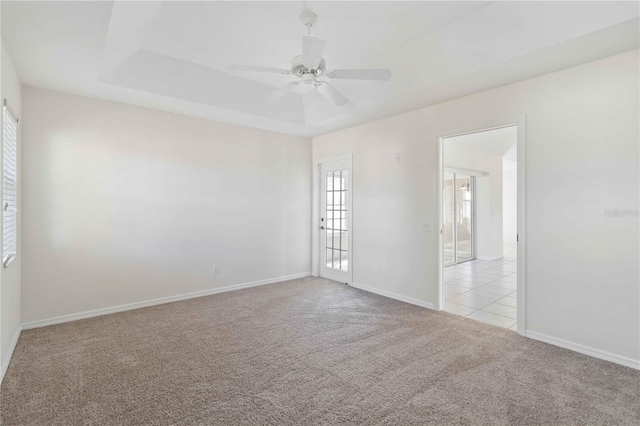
xmin=312 ymin=154 xmax=354 ymax=285
xmin=437 ymin=116 xmax=526 ymax=336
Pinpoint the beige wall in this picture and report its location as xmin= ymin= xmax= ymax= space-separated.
xmin=313 ymin=50 xmax=640 ymax=367
xmin=1 ymin=42 xmax=22 ymax=379
xmin=21 ymin=87 xmax=312 ymax=323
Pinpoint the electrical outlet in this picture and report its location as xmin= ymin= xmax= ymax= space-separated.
xmin=212 ymin=265 xmax=219 ymax=274
xmin=377 ymin=267 xmax=382 ymax=275
xmin=423 ymin=223 xmax=431 ymax=233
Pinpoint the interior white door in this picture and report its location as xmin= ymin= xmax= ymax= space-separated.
xmin=319 ymin=159 xmax=352 ymax=284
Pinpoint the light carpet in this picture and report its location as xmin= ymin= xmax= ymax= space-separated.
xmin=1 ymin=277 xmax=638 ymax=425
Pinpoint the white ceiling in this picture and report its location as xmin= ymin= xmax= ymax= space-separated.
xmin=2 ymin=1 xmax=639 ymax=137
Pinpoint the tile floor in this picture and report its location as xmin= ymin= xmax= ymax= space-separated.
xmin=444 ymin=258 xmax=517 ymax=330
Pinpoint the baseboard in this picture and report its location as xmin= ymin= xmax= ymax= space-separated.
xmin=526 ymin=330 xmax=640 ymax=370
xmin=22 ymin=272 xmax=311 ymax=330
xmin=1 ymin=325 xmax=23 ymax=383
xmin=351 ymin=282 xmax=435 ymax=310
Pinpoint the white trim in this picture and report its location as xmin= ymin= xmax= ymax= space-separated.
xmin=312 ymin=154 xmax=354 ymax=283
xmin=1 ymin=325 xmax=22 ymax=383
xmin=515 ymin=117 xmax=526 ymax=336
xmin=444 ymin=166 xmax=488 ymax=177
xmin=318 ymin=159 xmax=353 ymax=284
xmin=22 ymin=272 xmax=311 ymax=330
xmin=526 ymin=330 xmax=640 ymax=370
xmin=351 ymin=282 xmax=435 ymax=310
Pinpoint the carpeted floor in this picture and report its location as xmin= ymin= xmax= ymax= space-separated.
xmin=1 ymin=277 xmax=639 ymax=425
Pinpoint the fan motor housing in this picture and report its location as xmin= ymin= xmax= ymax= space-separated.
xmin=291 ymin=55 xmax=326 ymax=78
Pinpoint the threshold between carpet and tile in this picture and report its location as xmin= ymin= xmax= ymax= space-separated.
xmin=2 ymin=277 xmax=638 ymax=425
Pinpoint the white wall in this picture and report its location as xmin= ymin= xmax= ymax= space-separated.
xmin=1 ymin=42 xmax=22 ymax=379
xmin=503 ymin=159 xmax=518 ymax=244
xmin=444 ymin=141 xmax=503 ymax=260
xmin=21 ymin=87 xmax=311 ymax=323
xmin=313 ymin=50 xmax=639 ymax=367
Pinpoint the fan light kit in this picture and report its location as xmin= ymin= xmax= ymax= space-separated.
xmin=229 ymin=11 xmax=392 ymax=107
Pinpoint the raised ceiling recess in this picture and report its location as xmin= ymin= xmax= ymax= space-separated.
xmin=2 ymin=1 xmax=638 ymax=136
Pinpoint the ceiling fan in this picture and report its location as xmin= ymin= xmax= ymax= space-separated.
xmin=229 ymin=11 xmax=392 ymax=107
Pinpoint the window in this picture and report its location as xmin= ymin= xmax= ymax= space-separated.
xmin=3 ymin=99 xmax=18 ymax=267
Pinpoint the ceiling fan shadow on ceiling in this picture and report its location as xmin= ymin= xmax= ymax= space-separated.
xmin=229 ymin=11 xmax=391 ymax=118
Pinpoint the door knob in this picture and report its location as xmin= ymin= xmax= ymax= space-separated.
xmin=320 ymin=226 xmax=325 ymax=230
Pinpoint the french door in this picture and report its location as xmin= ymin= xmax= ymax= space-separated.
xmin=319 ymin=159 xmax=352 ymax=284
xmin=443 ymin=172 xmax=475 ymax=266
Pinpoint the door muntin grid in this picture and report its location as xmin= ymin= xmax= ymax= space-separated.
xmin=325 ymin=170 xmax=348 ymax=271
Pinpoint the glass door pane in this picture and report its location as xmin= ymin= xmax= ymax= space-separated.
xmin=443 ymin=172 xmax=455 ymax=266
xmin=325 ymin=170 xmax=349 ymax=271
xmin=455 ymin=175 xmax=473 ymax=262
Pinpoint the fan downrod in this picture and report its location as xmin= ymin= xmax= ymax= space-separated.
xmin=300 ymin=11 xmax=318 ymax=28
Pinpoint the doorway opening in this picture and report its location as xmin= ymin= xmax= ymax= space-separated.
xmin=440 ymin=124 xmax=522 ymax=332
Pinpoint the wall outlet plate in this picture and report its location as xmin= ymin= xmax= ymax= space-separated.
xmin=212 ymin=265 xmax=219 ymax=274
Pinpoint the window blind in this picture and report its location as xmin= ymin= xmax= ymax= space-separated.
xmin=3 ymin=100 xmax=18 ymax=267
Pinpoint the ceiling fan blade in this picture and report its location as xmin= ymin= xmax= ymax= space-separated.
xmin=316 ymin=82 xmax=349 ymax=106
xmin=303 ymin=36 xmax=326 ymax=68
xmin=229 ymin=65 xmax=291 ymax=75
xmin=328 ymin=69 xmax=392 ymax=81
xmin=264 ymin=81 xmax=300 ymax=103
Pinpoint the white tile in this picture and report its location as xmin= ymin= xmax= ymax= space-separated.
xmin=494 ymin=296 xmax=517 ymax=307
xmin=492 ymin=277 xmax=517 ymax=285
xmin=479 ymin=269 xmax=510 ymax=277
xmin=495 ymin=267 xmax=518 ymax=274
xmin=446 ymin=295 xmax=491 ymax=310
xmin=456 ymin=275 xmax=497 ymax=284
xmin=476 ymin=285 xmax=515 ymax=296
xmin=444 ymin=303 xmax=476 ymax=316
xmin=444 ymin=284 xmax=471 ymax=296
xmin=444 ymin=271 xmax=468 ymax=279
xmin=453 ymin=264 xmax=474 ymax=271
xmin=484 ymin=259 xmax=510 ymax=266
xmin=462 ymin=289 xmax=503 ymax=303
xmin=448 ymin=279 xmax=487 ymax=289
xmin=445 ymin=291 xmax=466 ymax=300
xmin=471 ymin=272 xmax=502 ymax=279
xmin=470 ymin=264 xmax=497 ymax=270
xmin=481 ymin=303 xmax=517 ymax=319
xmin=486 ymin=279 xmax=517 ymax=287
xmin=445 ymin=279 xmax=475 ymax=289
xmin=444 ymin=262 xmax=521 ymax=322
xmin=467 ymin=311 xmax=516 ymax=329
xmin=483 ymin=281 xmax=517 ymax=290
xmin=463 ymin=261 xmax=493 ymax=269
